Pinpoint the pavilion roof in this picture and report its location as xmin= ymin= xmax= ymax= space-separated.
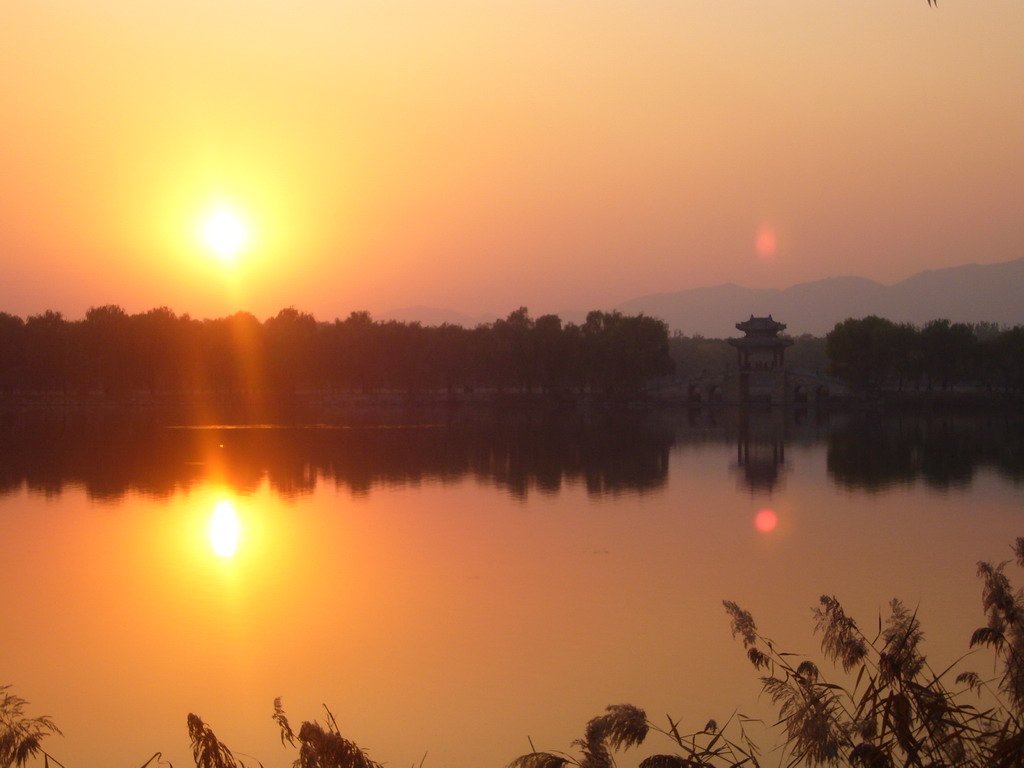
xmin=735 ymin=314 xmax=787 ymax=333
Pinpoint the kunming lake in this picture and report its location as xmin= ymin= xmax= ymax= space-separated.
xmin=2 ymin=406 xmax=1022 ymax=768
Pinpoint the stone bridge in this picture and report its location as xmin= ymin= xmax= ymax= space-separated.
xmin=647 ymin=367 xmax=848 ymax=406
xmin=651 ymin=315 xmax=853 ymax=405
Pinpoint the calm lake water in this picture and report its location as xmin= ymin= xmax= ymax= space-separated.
xmin=2 ymin=406 xmax=1022 ymax=768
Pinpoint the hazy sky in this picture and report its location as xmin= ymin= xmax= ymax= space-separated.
xmin=2 ymin=1 xmax=1022 ymax=321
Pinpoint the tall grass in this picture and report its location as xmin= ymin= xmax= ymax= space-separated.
xmin=272 ymin=698 xmax=382 ymax=768
xmin=181 ymin=700 xmax=383 ymax=768
xmin=0 ymin=685 xmax=62 ymax=768
xmin=511 ymin=536 xmax=1024 ymax=767
xmin=6 ymin=537 xmax=1024 ymax=767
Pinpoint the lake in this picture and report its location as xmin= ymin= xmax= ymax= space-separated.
xmin=1 ymin=406 xmax=1022 ymax=768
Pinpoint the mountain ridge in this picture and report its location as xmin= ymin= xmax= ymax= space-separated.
xmin=382 ymin=256 xmax=1024 ymax=337
xmin=615 ymin=257 xmax=1024 ymax=336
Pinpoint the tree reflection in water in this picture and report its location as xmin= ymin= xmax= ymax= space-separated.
xmin=0 ymin=407 xmax=1021 ymax=501
xmin=826 ymin=411 xmax=1024 ymax=492
xmin=0 ymin=408 xmax=675 ymax=501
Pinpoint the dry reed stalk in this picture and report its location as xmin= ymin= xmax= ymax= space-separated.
xmin=0 ymin=685 xmax=63 ymax=768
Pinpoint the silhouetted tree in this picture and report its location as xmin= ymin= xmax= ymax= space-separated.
xmin=581 ymin=311 xmax=673 ymax=395
xmin=265 ymin=307 xmax=318 ymax=393
xmin=668 ymin=332 xmax=732 ymax=379
xmin=920 ymin=318 xmax=976 ymax=391
xmin=0 ymin=313 xmax=25 ymax=395
xmin=21 ymin=310 xmax=73 ymax=395
xmin=827 ymin=316 xmax=903 ymax=389
xmin=0 ymin=305 xmax=679 ymax=401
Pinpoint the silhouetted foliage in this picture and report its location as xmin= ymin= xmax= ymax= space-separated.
xmin=0 ymin=685 xmax=62 ymax=768
xmin=667 ymin=332 xmax=732 ymax=380
xmin=826 ymin=316 xmax=1024 ymax=393
xmin=186 ymin=703 xmax=383 ymax=768
xmin=273 ymin=700 xmax=381 ymax=768
xmin=785 ymin=334 xmax=828 ymax=374
xmin=0 ymin=306 xmax=673 ymax=402
xmin=511 ymin=537 xmax=1024 ymax=768
xmin=668 ymin=331 xmax=827 ymax=381
xmin=716 ymin=579 xmax=1024 ymax=766
xmin=187 ymin=714 xmax=246 ymax=768
xmin=509 ymin=705 xmax=649 ymax=768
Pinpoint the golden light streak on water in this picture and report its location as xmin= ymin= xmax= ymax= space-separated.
xmin=210 ymin=498 xmax=241 ymax=557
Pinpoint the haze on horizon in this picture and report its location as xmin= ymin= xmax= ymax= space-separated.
xmin=1 ymin=1 xmax=1022 ymax=322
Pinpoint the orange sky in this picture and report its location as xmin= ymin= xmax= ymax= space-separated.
xmin=1 ymin=1 xmax=1022 ymax=321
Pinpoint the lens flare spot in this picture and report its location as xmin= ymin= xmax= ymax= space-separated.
xmin=755 ymin=225 xmax=777 ymax=262
xmin=754 ymin=508 xmax=778 ymax=533
xmin=210 ymin=500 xmax=240 ymax=557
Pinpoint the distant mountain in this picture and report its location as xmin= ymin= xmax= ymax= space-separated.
xmin=615 ymin=257 xmax=1024 ymax=337
xmin=381 ymin=257 xmax=1024 ymax=337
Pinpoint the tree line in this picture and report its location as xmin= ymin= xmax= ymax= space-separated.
xmin=668 ymin=331 xmax=828 ymax=379
xmin=3 ymin=306 xmax=1020 ymax=400
xmin=0 ymin=305 xmax=674 ymax=399
xmin=826 ymin=316 xmax=1024 ymax=392
xmin=668 ymin=316 xmax=1024 ymax=394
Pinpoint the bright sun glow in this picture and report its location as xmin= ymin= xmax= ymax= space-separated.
xmin=210 ymin=499 xmax=241 ymax=557
xmin=201 ymin=205 xmax=250 ymax=264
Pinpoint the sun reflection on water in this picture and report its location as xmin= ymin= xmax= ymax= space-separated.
xmin=754 ymin=507 xmax=778 ymax=533
xmin=209 ymin=499 xmax=240 ymax=557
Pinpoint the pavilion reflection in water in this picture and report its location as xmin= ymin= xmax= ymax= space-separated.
xmin=730 ymin=408 xmax=790 ymax=493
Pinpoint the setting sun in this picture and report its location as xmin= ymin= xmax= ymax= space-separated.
xmin=200 ymin=205 xmax=250 ymax=264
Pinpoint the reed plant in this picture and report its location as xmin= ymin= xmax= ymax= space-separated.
xmin=181 ymin=700 xmax=382 ymax=768
xmin=0 ymin=685 xmax=62 ymax=768
xmin=509 ymin=536 xmax=1024 ymax=767
xmin=186 ymin=714 xmax=249 ymax=768
xmin=8 ymin=537 xmax=1024 ymax=767
xmin=271 ymin=698 xmax=382 ymax=768
xmin=508 ymin=705 xmax=762 ymax=768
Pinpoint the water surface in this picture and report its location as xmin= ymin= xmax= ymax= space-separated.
xmin=1 ymin=407 xmax=1021 ymax=767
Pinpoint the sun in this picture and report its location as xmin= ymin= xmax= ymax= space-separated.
xmin=200 ymin=204 xmax=250 ymax=264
